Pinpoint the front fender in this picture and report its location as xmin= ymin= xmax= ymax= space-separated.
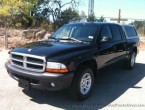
xmin=72 ymin=56 xmax=97 ymax=71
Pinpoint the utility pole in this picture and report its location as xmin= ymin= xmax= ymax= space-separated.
xmin=118 ymin=9 xmax=121 ymax=23
xmin=110 ymin=9 xmax=128 ymax=24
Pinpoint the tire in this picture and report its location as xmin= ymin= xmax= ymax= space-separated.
xmin=125 ymin=51 xmax=136 ymax=69
xmin=68 ymin=65 xmax=95 ymax=101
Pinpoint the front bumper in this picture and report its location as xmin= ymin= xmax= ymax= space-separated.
xmin=5 ymin=63 xmax=74 ymax=91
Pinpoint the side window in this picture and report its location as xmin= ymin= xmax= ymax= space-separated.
xmin=119 ymin=26 xmax=126 ymax=39
xmin=101 ymin=25 xmax=112 ymax=39
xmin=124 ymin=26 xmax=137 ymax=37
xmin=111 ymin=25 xmax=122 ymax=41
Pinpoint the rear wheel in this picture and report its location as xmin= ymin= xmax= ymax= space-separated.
xmin=68 ymin=65 xmax=95 ymax=100
xmin=125 ymin=52 xmax=136 ymax=69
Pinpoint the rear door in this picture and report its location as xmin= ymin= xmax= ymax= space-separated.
xmin=110 ymin=25 xmax=127 ymax=61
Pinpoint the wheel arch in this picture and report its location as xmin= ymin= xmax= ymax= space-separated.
xmin=74 ymin=58 xmax=98 ymax=78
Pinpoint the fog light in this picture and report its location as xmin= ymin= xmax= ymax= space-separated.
xmin=50 ymin=82 xmax=55 ymax=87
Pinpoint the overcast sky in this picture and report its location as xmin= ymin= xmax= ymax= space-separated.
xmin=75 ymin=0 xmax=145 ymax=19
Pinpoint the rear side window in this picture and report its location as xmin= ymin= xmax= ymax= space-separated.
xmin=111 ymin=25 xmax=122 ymax=41
xmin=124 ymin=26 xmax=137 ymax=37
xmin=118 ymin=26 xmax=126 ymax=39
xmin=101 ymin=25 xmax=112 ymax=39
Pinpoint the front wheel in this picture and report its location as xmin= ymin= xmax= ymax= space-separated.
xmin=125 ymin=52 xmax=136 ymax=69
xmin=68 ymin=65 xmax=95 ymax=100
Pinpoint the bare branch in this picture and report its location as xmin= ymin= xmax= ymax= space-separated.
xmin=61 ymin=0 xmax=80 ymax=8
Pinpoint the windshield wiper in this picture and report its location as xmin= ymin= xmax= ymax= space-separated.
xmin=60 ymin=37 xmax=83 ymax=43
xmin=48 ymin=37 xmax=58 ymax=41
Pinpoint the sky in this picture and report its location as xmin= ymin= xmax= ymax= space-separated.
xmin=76 ymin=0 xmax=145 ymax=20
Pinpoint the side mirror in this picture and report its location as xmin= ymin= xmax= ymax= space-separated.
xmin=100 ymin=36 xmax=111 ymax=43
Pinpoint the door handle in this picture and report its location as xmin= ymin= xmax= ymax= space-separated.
xmin=113 ymin=46 xmax=117 ymax=51
xmin=123 ymin=44 xmax=127 ymax=48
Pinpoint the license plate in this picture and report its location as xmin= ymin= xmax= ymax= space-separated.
xmin=18 ymin=79 xmax=30 ymax=90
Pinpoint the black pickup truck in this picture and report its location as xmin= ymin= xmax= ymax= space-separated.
xmin=5 ymin=22 xmax=139 ymax=100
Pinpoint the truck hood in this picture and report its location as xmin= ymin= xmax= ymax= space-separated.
xmin=12 ymin=41 xmax=94 ymax=60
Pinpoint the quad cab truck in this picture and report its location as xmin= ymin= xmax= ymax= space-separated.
xmin=5 ymin=22 xmax=139 ymax=100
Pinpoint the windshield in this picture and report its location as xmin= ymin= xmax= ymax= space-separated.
xmin=50 ymin=25 xmax=98 ymax=43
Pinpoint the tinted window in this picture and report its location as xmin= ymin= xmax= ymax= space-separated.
xmin=51 ymin=25 xmax=98 ymax=43
xmin=101 ymin=26 xmax=112 ymax=39
xmin=111 ymin=25 xmax=122 ymax=40
xmin=118 ymin=26 xmax=126 ymax=39
xmin=124 ymin=26 xmax=137 ymax=37
xmin=71 ymin=26 xmax=97 ymax=42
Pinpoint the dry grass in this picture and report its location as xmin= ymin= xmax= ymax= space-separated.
xmin=139 ymin=42 xmax=145 ymax=51
xmin=0 ymin=28 xmax=44 ymax=50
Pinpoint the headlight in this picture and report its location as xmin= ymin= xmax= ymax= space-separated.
xmin=46 ymin=62 xmax=68 ymax=73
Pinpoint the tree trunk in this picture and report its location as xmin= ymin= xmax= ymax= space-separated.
xmin=4 ymin=21 xmax=8 ymax=49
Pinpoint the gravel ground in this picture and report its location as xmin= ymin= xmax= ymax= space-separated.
xmin=0 ymin=50 xmax=145 ymax=110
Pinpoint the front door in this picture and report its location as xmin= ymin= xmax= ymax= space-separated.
xmin=96 ymin=25 xmax=117 ymax=69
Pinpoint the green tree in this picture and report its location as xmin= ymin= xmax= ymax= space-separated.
xmin=87 ymin=15 xmax=97 ymax=22
xmin=12 ymin=0 xmax=40 ymax=28
xmin=21 ymin=0 xmax=40 ymax=27
xmin=59 ymin=8 xmax=80 ymax=27
xmin=133 ymin=20 xmax=144 ymax=29
xmin=0 ymin=0 xmax=24 ymax=49
xmin=80 ymin=11 xmax=87 ymax=22
xmin=131 ymin=20 xmax=145 ymax=35
xmin=36 ymin=0 xmax=80 ymax=29
xmin=97 ymin=16 xmax=106 ymax=22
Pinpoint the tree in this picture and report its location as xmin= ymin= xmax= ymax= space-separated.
xmin=131 ymin=20 xmax=145 ymax=35
xmin=97 ymin=16 xmax=106 ymax=22
xmin=36 ymin=0 xmax=80 ymax=29
xmin=12 ymin=0 xmax=40 ymax=28
xmin=133 ymin=20 xmax=144 ymax=29
xmin=80 ymin=11 xmax=87 ymax=22
xmin=87 ymin=15 xmax=97 ymax=22
xmin=21 ymin=0 xmax=41 ymax=27
xmin=0 ymin=0 xmax=24 ymax=49
xmin=59 ymin=8 xmax=80 ymax=27
xmin=0 ymin=0 xmax=41 ymax=48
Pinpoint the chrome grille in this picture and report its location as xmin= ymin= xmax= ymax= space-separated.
xmin=10 ymin=52 xmax=46 ymax=72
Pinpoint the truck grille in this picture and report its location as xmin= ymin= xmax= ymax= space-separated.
xmin=10 ymin=52 xmax=46 ymax=72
